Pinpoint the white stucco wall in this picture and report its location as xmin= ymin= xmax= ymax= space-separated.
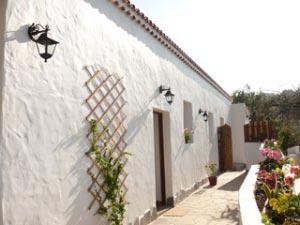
xmin=230 ymin=103 xmax=248 ymax=164
xmin=288 ymin=146 xmax=300 ymax=165
xmin=0 ymin=0 xmax=232 ymax=225
xmin=0 ymin=1 xmax=7 ymax=224
xmin=245 ymin=143 xmax=264 ymax=170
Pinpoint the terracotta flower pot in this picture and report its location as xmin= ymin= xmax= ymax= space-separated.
xmin=185 ymin=138 xmax=192 ymax=144
xmin=208 ymin=176 xmax=217 ymax=186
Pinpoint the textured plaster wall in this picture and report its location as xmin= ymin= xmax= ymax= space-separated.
xmin=1 ymin=0 xmax=232 ymax=225
xmin=0 ymin=1 xmax=7 ymax=224
xmin=245 ymin=143 xmax=264 ymax=170
xmin=230 ymin=103 xmax=248 ymax=164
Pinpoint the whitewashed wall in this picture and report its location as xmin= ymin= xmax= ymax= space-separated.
xmin=0 ymin=0 xmax=232 ymax=225
xmin=0 ymin=2 xmax=7 ymax=225
xmin=245 ymin=143 xmax=264 ymax=170
xmin=288 ymin=146 xmax=300 ymax=165
xmin=230 ymin=103 xmax=248 ymax=165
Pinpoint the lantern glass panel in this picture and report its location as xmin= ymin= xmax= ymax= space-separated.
xmin=35 ymin=40 xmax=58 ymax=62
xmin=165 ymin=90 xmax=174 ymax=104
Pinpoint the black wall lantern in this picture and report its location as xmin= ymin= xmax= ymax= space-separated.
xmin=28 ymin=23 xmax=59 ymax=62
xmin=199 ymin=109 xmax=208 ymax=122
xmin=159 ymin=85 xmax=175 ymax=104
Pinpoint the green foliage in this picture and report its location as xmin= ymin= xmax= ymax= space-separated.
xmin=277 ymin=123 xmax=300 ymax=155
xmin=205 ymin=162 xmax=217 ymax=175
xmin=262 ymin=183 xmax=283 ymax=201
xmin=232 ymin=85 xmax=300 ymax=146
xmin=87 ymin=119 xmax=129 ymax=225
xmin=284 ymin=218 xmax=300 ymax=225
xmin=232 ymin=85 xmax=276 ymax=121
xmin=261 ymin=212 xmax=275 ymax=225
xmin=269 ymin=193 xmax=300 ymax=221
xmin=278 ymin=126 xmax=292 ymax=155
xmin=259 ymin=158 xmax=287 ymax=172
xmin=184 ymin=128 xmax=193 ymax=143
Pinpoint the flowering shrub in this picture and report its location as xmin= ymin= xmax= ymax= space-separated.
xmin=261 ymin=148 xmax=283 ymax=161
xmin=257 ymin=170 xmax=281 ymax=189
xmin=290 ymin=166 xmax=300 ymax=177
xmin=260 ymin=139 xmax=284 ymax=160
xmin=282 ymin=165 xmax=300 ymax=193
xmin=255 ymin=139 xmax=300 ymax=224
xmin=259 ymin=139 xmax=287 ymax=172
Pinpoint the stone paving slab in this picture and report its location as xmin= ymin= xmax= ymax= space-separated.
xmin=150 ymin=171 xmax=247 ymax=225
xmin=163 ymin=207 xmax=188 ymax=217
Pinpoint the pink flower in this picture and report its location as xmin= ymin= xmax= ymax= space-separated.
xmin=261 ymin=148 xmax=270 ymax=157
xmin=267 ymin=150 xmax=282 ymax=160
xmin=285 ymin=175 xmax=295 ymax=187
xmin=257 ymin=170 xmax=280 ymax=189
xmin=290 ymin=166 xmax=300 ymax=176
xmin=260 ymin=147 xmax=283 ymax=160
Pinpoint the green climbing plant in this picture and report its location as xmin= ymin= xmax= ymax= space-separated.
xmin=87 ymin=119 xmax=129 ymax=225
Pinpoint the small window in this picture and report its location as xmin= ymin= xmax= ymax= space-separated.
xmin=208 ymin=112 xmax=214 ymax=143
xmin=183 ymin=101 xmax=193 ymax=143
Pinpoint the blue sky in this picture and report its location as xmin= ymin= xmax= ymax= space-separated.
xmin=131 ymin=0 xmax=300 ymax=94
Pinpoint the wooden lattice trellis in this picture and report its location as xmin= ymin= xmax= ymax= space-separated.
xmin=84 ymin=65 xmax=128 ymax=212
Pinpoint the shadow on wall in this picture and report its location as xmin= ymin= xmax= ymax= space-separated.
xmin=126 ymin=89 xmax=159 ymax=146
xmin=174 ymin=113 xmax=209 ymax=189
xmin=208 ymin=136 xmax=219 ymax=166
xmin=52 ymin=124 xmax=106 ymax=225
xmin=208 ymin=117 xmax=219 ymax=170
xmin=83 ymin=0 xmax=218 ymax=95
xmin=0 ymin=1 xmax=7 ymax=224
xmin=5 ymin=24 xmax=30 ymax=43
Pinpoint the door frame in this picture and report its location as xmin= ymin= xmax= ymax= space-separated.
xmin=153 ymin=111 xmax=166 ymax=207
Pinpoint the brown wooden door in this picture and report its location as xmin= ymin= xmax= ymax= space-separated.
xmin=218 ymin=124 xmax=233 ymax=171
xmin=153 ymin=112 xmax=166 ymax=208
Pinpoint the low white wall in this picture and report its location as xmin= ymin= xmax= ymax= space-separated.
xmin=245 ymin=143 xmax=263 ymax=169
xmin=239 ymin=165 xmax=263 ymax=225
xmin=288 ymin=146 xmax=300 ymax=165
xmin=230 ymin=103 xmax=248 ymax=165
xmin=288 ymin=146 xmax=300 ymax=154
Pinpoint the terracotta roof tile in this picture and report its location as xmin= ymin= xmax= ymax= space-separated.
xmin=110 ymin=0 xmax=231 ymax=100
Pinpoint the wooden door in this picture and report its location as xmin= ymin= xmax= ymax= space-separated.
xmin=153 ymin=112 xmax=166 ymax=207
xmin=218 ymin=124 xmax=233 ymax=171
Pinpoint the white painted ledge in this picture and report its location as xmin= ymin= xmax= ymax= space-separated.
xmin=288 ymin=146 xmax=300 ymax=154
xmin=239 ymin=165 xmax=263 ymax=225
xmin=288 ymin=146 xmax=300 ymax=165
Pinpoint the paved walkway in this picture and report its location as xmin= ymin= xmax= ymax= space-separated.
xmin=150 ymin=171 xmax=247 ymax=225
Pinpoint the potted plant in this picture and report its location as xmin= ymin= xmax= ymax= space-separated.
xmin=184 ymin=128 xmax=193 ymax=143
xmin=205 ymin=163 xmax=217 ymax=186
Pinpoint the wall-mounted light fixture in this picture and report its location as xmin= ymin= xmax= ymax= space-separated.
xmin=28 ymin=23 xmax=59 ymax=62
xmin=159 ymin=85 xmax=175 ymax=105
xmin=199 ymin=109 xmax=208 ymax=122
